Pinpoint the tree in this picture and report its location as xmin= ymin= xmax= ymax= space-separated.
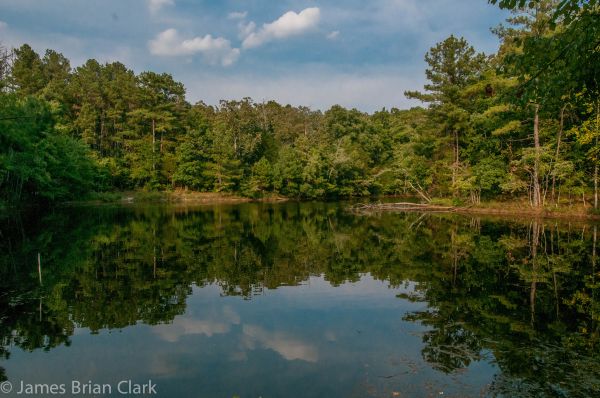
xmin=11 ymin=44 xmax=45 ymax=96
xmin=491 ymin=0 xmax=599 ymax=207
xmin=244 ymin=157 xmax=273 ymax=197
xmin=389 ymin=107 xmax=445 ymax=200
xmin=0 ymin=44 xmax=13 ymax=92
xmin=489 ymin=0 xmax=598 ymax=23
xmin=173 ymin=103 xmax=213 ymax=190
xmin=128 ymin=71 xmax=186 ymax=188
xmin=406 ymin=36 xmax=487 ymax=197
xmin=0 ymin=94 xmax=100 ymax=205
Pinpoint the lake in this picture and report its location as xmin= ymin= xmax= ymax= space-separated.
xmin=0 ymin=202 xmax=599 ymax=397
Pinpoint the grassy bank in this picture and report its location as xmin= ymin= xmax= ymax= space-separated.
xmin=456 ymin=200 xmax=600 ymax=221
xmin=65 ymin=191 xmax=600 ymax=221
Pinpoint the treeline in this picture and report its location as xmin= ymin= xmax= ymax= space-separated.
xmin=0 ymin=0 xmax=598 ymax=207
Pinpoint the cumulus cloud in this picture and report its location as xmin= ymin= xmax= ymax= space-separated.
xmin=228 ymin=10 xmax=256 ymax=41
xmin=242 ymin=7 xmax=321 ymax=49
xmin=147 ymin=0 xmax=174 ymax=14
xmin=148 ymin=28 xmax=240 ymax=66
xmin=238 ymin=21 xmax=256 ymax=40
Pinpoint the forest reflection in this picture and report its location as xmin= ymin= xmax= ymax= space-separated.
xmin=1 ymin=203 xmax=599 ymax=396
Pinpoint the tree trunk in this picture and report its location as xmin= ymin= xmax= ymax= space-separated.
xmin=99 ymin=115 xmax=105 ymax=157
xmin=595 ymin=162 xmax=598 ymax=210
xmin=551 ymin=105 xmax=566 ymax=205
xmin=37 ymin=252 xmax=42 ymax=286
xmin=233 ymin=135 xmax=238 ymax=158
xmin=453 ymin=130 xmax=459 ymax=197
xmin=594 ymin=101 xmax=600 ymax=209
xmin=532 ymin=104 xmax=542 ymax=208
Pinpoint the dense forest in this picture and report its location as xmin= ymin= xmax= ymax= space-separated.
xmin=0 ymin=0 xmax=599 ymax=208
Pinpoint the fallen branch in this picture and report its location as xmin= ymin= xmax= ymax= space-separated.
xmin=349 ymin=202 xmax=456 ymax=213
xmin=407 ymin=181 xmax=432 ymax=203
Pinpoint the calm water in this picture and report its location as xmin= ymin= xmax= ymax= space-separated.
xmin=0 ymin=202 xmax=599 ymax=397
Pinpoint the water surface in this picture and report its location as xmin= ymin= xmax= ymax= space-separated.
xmin=1 ymin=202 xmax=598 ymax=397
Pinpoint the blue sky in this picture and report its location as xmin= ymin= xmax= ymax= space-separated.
xmin=0 ymin=0 xmax=509 ymax=112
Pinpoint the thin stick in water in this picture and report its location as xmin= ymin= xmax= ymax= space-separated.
xmin=38 ymin=252 xmax=43 ymax=286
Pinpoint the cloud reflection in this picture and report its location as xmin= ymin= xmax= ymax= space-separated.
xmin=241 ymin=325 xmax=319 ymax=362
xmin=154 ymin=305 xmax=240 ymax=342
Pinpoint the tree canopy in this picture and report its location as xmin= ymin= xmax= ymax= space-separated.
xmin=0 ymin=0 xmax=598 ymax=209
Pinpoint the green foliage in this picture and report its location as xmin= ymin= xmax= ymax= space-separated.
xmin=11 ymin=44 xmax=45 ymax=96
xmin=406 ymin=35 xmax=488 ymax=198
xmin=0 ymin=94 xmax=102 ymax=205
xmin=1 ymin=3 xmax=598 ymax=206
xmin=489 ymin=0 xmax=598 ymax=23
xmin=85 ymin=191 xmax=121 ymax=202
xmin=244 ymin=157 xmax=273 ymax=197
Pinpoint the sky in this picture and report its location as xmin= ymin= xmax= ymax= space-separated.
xmin=0 ymin=0 xmax=510 ymax=112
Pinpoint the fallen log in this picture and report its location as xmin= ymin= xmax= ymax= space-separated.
xmin=349 ymin=202 xmax=456 ymax=213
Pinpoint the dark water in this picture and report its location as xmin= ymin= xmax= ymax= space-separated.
xmin=0 ymin=202 xmax=599 ymax=397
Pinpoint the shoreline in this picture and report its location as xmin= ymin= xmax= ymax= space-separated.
xmin=58 ymin=192 xmax=600 ymax=222
xmin=350 ymin=200 xmax=600 ymax=222
xmin=453 ymin=206 xmax=600 ymax=221
xmin=63 ymin=191 xmax=288 ymax=206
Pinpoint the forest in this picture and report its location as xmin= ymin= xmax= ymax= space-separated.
xmin=0 ymin=0 xmax=599 ymax=208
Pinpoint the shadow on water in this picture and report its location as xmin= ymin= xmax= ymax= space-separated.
xmin=0 ymin=202 xmax=599 ymax=397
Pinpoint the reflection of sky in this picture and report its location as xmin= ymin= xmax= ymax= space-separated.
xmin=5 ymin=275 xmax=498 ymax=397
xmin=153 ymin=305 xmax=241 ymax=342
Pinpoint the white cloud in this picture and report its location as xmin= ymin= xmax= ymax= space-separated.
xmin=242 ymin=7 xmax=321 ymax=49
xmin=0 ymin=21 xmax=8 ymax=30
xmin=148 ymin=28 xmax=240 ymax=66
xmin=238 ymin=21 xmax=256 ymax=40
xmin=228 ymin=11 xmax=248 ymax=20
xmin=229 ymin=10 xmax=256 ymax=41
xmin=326 ymin=30 xmax=339 ymax=40
xmin=147 ymin=0 xmax=174 ymax=15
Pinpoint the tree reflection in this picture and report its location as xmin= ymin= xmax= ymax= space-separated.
xmin=0 ymin=204 xmax=599 ymax=395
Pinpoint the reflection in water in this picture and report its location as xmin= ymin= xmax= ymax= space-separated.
xmin=153 ymin=306 xmax=240 ymax=342
xmin=0 ymin=203 xmax=599 ymax=397
xmin=241 ymin=324 xmax=319 ymax=363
